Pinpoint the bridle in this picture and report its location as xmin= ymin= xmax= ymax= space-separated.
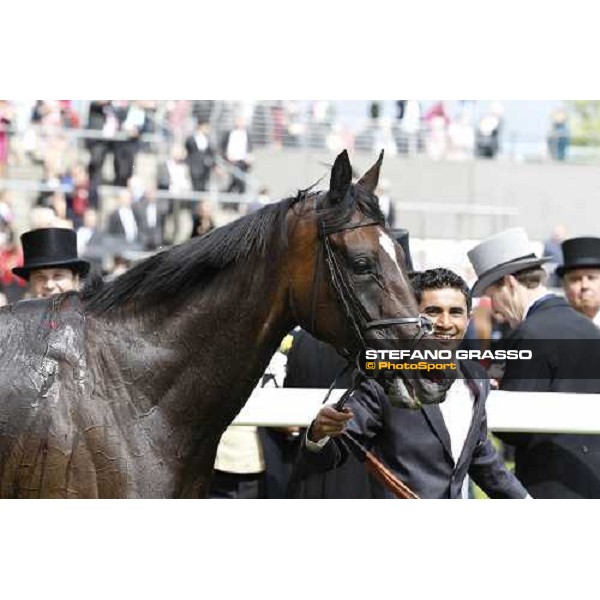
xmin=308 ymin=202 xmax=430 ymax=500
xmin=310 ymin=209 xmax=433 ymax=364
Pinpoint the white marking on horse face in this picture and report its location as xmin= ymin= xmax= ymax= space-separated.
xmin=378 ymin=231 xmax=403 ymax=274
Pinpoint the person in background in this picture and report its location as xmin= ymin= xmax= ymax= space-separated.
xmin=400 ymin=100 xmax=421 ymax=156
xmin=548 ymin=109 xmax=570 ymax=161
xmin=64 ymin=163 xmax=90 ymax=229
xmin=76 ymin=207 xmax=103 ymax=276
xmin=191 ymin=199 xmax=215 ymax=238
xmin=375 ymin=179 xmax=396 ymax=228
xmin=85 ymin=101 xmax=119 ymax=208
xmin=468 ymin=227 xmax=600 ymax=498
xmin=11 ymin=228 xmax=89 ymax=299
xmin=543 ymin=224 xmax=568 ymax=287
xmin=221 ymin=116 xmax=253 ymax=195
xmin=423 ymin=101 xmax=449 ymax=160
xmin=0 ymin=224 xmax=26 ymax=303
xmin=475 ymin=102 xmax=503 ymax=159
xmin=107 ymin=189 xmax=140 ymax=245
xmin=113 ymin=101 xmax=146 ymax=187
xmin=0 ymin=190 xmax=15 ymax=226
xmin=47 ymin=191 xmax=73 ymax=229
xmin=135 ymin=187 xmax=168 ymax=250
xmin=369 ymin=101 xmax=382 ymax=123
xmin=157 ymin=145 xmax=193 ymax=241
xmin=185 ymin=119 xmax=216 ymax=192
xmin=558 ymin=237 xmax=600 ymax=327
xmin=395 ymin=101 xmax=407 ymax=121
xmin=0 ymin=100 xmax=13 ymax=178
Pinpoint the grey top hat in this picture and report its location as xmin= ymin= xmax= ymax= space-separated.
xmin=467 ymin=227 xmax=551 ymax=297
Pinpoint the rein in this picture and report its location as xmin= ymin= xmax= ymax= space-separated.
xmin=320 ymin=368 xmax=420 ymax=500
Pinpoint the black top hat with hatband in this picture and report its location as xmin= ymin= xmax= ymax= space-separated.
xmin=12 ymin=228 xmax=90 ymax=281
xmin=391 ymin=228 xmax=414 ymax=273
xmin=556 ymin=237 xmax=600 ymax=277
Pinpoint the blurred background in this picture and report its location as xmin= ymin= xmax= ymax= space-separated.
xmin=0 ymin=99 xmax=596 ymax=302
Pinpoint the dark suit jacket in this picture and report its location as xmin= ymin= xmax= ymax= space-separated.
xmin=291 ymin=360 xmax=528 ymax=499
xmin=134 ymin=200 xmax=167 ymax=249
xmin=106 ymin=208 xmax=140 ymax=242
xmin=499 ymin=294 xmax=600 ymax=498
xmin=284 ymin=329 xmax=352 ymax=389
xmin=184 ymin=134 xmax=215 ymax=175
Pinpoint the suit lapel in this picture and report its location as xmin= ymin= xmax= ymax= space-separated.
xmin=421 ymin=403 xmax=453 ymax=462
xmin=454 ymin=362 xmax=484 ymax=470
xmin=420 ymin=363 xmax=484 ymax=469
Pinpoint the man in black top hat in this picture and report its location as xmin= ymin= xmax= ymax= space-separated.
xmin=558 ymin=237 xmax=600 ymax=327
xmin=12 ymin=228 xmax=90 ymax=299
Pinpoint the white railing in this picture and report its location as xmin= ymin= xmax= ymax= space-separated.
xmin=232 ymin=388 xmax=600 ymax=433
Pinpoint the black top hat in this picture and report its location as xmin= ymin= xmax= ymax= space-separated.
xmin=391 ymin=228 xmax=414 ymax=273
xmin=556 ymin=237 xmax=600 ymax=277
xmin=12 ymin=228 xmax=90 ymax=281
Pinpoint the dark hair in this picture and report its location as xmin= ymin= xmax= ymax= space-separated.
xmin=513 ymin=266 xmax=546 ymax=288
xmin=409 ymin=268 xmax=471 ymax=312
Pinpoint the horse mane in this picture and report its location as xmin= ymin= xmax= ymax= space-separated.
xmin=83 ymin=183 xmax=383 ymax=315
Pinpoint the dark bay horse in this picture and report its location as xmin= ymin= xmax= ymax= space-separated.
xmin=0 ymin=150 xmax=452 ymax=498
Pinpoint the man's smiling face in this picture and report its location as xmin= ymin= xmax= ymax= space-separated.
xmin=418 ymin=287 xmax=470 ymax=341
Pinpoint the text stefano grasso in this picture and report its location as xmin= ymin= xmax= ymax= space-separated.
xmin=364 ymin=349 xmax=533 ymax=361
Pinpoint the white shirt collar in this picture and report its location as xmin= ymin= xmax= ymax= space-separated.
xmin=523 ymin=288 xmax=553 ymax=320
xmin=439 ymin=379 xmax=475 ymax=464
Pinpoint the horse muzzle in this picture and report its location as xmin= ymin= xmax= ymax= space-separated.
xmin=378 ymin=368 xmax=456 ymax=409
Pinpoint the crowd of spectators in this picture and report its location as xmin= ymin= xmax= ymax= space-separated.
xmin=0 ymin=99 xmax=576 ymax=306
xmin=0 ymin=100 xmax=267 ymax=303
xmin=356 ymin=100 xmax=506 ymax=160
xmin=0 ymin=100 xmax=519 ymax=176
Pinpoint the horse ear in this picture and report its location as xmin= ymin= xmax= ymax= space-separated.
xmin=328 ymin=150 xmax=353 ymax=204
xmin=357 ymin=149 xmax=384 ymax=194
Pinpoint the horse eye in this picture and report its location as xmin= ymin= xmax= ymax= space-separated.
xmin=352 ymin=257 xmax=373 ymax=274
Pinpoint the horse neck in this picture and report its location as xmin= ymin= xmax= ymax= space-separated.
xmin=113 ymin=247 xmax=295 ymax=422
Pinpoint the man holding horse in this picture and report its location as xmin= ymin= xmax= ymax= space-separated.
xmin=295 ymin=267 xmax=529 ymax=499
xmin=11 ymin=227 xmax=90 ymax=298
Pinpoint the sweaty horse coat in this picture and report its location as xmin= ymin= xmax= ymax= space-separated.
xmin=0 ymin=151 xmax=450 ymax=498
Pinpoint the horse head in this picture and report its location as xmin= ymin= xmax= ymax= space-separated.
xmin=287 ymin=150 xmax=454 ymax=408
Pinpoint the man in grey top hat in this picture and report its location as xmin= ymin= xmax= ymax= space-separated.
xmin=468 ymin=227 xmax=600 ymax=498
xmin=12 ymin=228 xmax=90 ymax=299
